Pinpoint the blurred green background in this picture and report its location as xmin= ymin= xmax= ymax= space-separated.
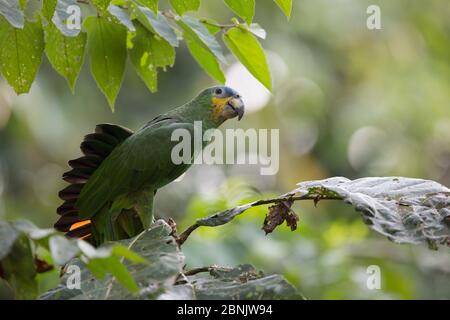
xmin=1 ymin=0 xmax=449 ymax=299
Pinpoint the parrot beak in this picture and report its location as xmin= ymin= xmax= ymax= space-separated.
xmin=226 ymin=96 xmax=245 ymax=121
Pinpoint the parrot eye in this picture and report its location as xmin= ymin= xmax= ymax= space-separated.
xmin=215 ymin=88 xmax=223 ymax=95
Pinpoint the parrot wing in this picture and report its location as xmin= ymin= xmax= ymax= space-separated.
xmin=73 ymin=117 xmax=194 ymax=219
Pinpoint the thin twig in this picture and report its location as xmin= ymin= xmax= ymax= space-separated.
xmin=184 ymin=266 xmax=211 ymax=276
xmin=176 ymin=222 xmax=200 ymax=246
xmin=176 ymin=194 xmax=343 ymax=246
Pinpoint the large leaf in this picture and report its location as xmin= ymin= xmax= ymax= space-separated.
xmin=0 ymin=0 xmax=24 ymax=28
xmin=178 ymin=16 xmax=225 ymax=83
xmin=84 ymin=15 xmax=127 ymax=110
xmin=0 ymin=17 xmax=44 ymax=94
xmin=41 ymin=220 xmax=185 ymax=299
xmin=179 ymin=16 xmax=225 ymax=63
xmin=44 ymin=22 xmax=86 ymax=92
xmin=41 ymin=0 xmax=56 ymax=21
xmin=190 ymin=264 xmax=302 ymax=299
xmin=293 ymin=177 xmax=450 ymax=248
xmin=128 ymin=22 xmax=175 ymax=92
xmin=223 ymin=26 xmax=272 ymax=91
xmin=274 ymin=0 xmax=292 ymax=19
xmin=169 ymin=0 xmax=200 ymax=16
xmin=224 ymin=0 xmax=254 ymax=25
xmin=132 ymin=5 xmax=178 ymax=47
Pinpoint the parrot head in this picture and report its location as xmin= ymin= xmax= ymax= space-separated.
xmin=206 ymin=86 xmax=245 ymax=122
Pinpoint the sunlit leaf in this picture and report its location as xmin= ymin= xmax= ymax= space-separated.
xmin=84 ymin=15 xmax=127 ymax=110
xmin=137 ymin=0 xmax=158 ymax=13
xmin=128 ymin=22 xmax=175 ymax=92
xmin=223 ymin=26 xmax=272 ymax=91
xmin=224 ymin=0 xmax=254 ymax=25
xmin=92 ymin=0 xmax=112 ymax=11
xmin=132 ymin=5 xmax=178 ymax=47
xmin=182 ymin=29 xmax=225 ymax=83
xmin=0 ymin=17 xmax=44 ymax=94
xmin=249 ymin=23 xmax=266 ymax=39
xmin=169 ymin=0 xmax=200 ymax=16
xmin=274 ymin=0 xmax=292 ymax=19
xmin=179 ymin=15 xmax=225 ymax=63
xmin=44 ymin=22 xmax=86 ymax=92
xmin=41 ymin=0 xmax=56 ymax=21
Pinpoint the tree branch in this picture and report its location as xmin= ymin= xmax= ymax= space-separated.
xmin=176 ymin=193 xmax=343 ymax=246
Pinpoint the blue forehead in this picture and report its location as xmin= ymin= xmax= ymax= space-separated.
xmin=215 ymin=86 xmax=238 ymax=96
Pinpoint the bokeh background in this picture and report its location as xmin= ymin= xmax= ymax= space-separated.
xmin=1 ymin=0 xmax=449 ymax=299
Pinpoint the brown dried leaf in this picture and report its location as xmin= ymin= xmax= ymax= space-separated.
xmin=262 ymin=200 xmax=298 ymax=235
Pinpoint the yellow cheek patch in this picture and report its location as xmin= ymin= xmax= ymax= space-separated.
xmin=211 ymin=97 xmax=231 ymax=121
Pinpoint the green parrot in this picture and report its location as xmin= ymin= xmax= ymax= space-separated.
xmin=54 ymin=86 xmax=244 ymax=246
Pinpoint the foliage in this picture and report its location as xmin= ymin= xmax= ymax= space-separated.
xmin=2 ymin=176 xmax=449 ymax=299
xmin=0 ymin=0 xmax=292 ymax=110
xmin=0 ymin=219 xmax=147 ymax=299
xmin=40 ymin=220 xmax=302 ymax=300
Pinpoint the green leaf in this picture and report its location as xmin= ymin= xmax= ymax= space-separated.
xmin=169 ymin=0 xmax=200 ymax=16
xmin=223 ymin=26 xmax=272 ymax=91
xmin=52 ymin=0 xmax=82 ymax=37
xmin=1 ymin=235 xmax=38 ymax=299
xmin=179 ymin=15 xmax=225 ymax=63
xmin=108 ymin=4 xmax=135 ymax=32
xmin=0 ymin=0 xmax=24 ymax=28
xmin=84 ymin=15 xmax=127 ymax=110
xmin=274 ymin=0 xmax=292 ymax=19
xmin=183 ymin=29 xmax=225 ymax=83
xmin=294 ymin=177 xmax=450 ymax=248
xmin=13 ymin=220 xmax=54 ymax=240
xmin=0 ymin=17 xmax=44 ymax=94
xmin=137 ymin=0 xmax=158 ymax=13
xmin=132 ymin=5 xmax=178 ymax=47
xmin=177 ymin=16 xmax=225 ymax=83
xmin=111 ymin=244 xmax=148 ymax=264
xmin=41 ymin=0 xmax=56 ymax=21
xmin=48 ymin=235 xmax=80 ymax=265
xmin=44 ymin=22 xmax=86 ymax=92
xmin=191 ymin=264 xmax=303 ymax=299
xmin=41 ymin=220 xmax=184 ymax=299
xmin=249 ymin=23 xmax=266 ymax=39
xmin=128 ymin=22 xmax=175 ymax=92
xmin=0 ymin=221 xmax=18 ymax=260
xmin=224 ymin=0 xmax=254 ymax=25
xmin=92 ymin=0 xmax=112 ymax=11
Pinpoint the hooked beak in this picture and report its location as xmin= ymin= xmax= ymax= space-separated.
xmin=226 ymin=96 xmax=245 ymax=121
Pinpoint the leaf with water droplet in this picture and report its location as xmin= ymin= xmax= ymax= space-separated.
xmin=0 ymin=16 xmax=43 ymax=94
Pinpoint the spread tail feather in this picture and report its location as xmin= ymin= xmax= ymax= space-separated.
xmin=55 ymin=124 xmax=133 ymax=241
